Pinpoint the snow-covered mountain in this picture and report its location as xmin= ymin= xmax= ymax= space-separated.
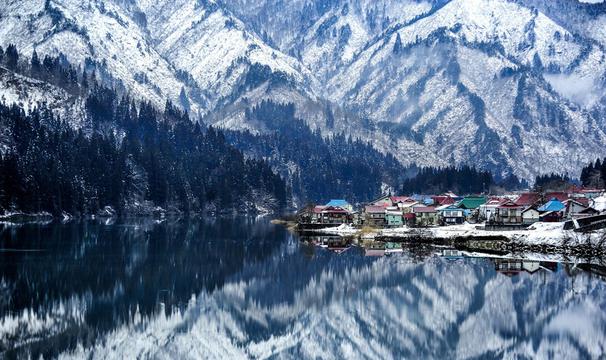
xmin=1 ymin=0 xmax=606 ymax=181
xmin=225 ymin=0 xmax=606 ymax=179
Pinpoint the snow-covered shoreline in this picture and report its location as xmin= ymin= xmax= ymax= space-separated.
xmin=311 ymin=222 xmax=606 ymax=249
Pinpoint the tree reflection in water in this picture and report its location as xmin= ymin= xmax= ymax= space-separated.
xmin=1 ymin=219 xmax=605 ymax=359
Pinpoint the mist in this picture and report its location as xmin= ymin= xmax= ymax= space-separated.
xmin=544 ymin=73 xmax=602 ymax=108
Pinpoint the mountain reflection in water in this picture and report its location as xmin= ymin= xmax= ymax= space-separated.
xmin=1 ymin=218 xmax=605 ymax=359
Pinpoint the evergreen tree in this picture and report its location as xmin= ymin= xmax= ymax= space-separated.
xmin=4 ymin=44 xmax=18 ymax=70
xmin=393 ymin=33 xmax=403 ymax=55
xmin=30 ymin=50 xmax=41 ymax=77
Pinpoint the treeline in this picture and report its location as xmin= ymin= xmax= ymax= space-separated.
xmin=534 ymin=173 xmax=574 ymax=191
xmin=225 ymin=100 xmax=406 ymax=204
xmin=401 ymin=166 xmax=494 ymax=195
xmin=400 ymin=166 xmax=529 ymax=195
xmin=580 ymin=158 xmax=606 ymax=188
xmin=0 ymin=47 xmax=288 ymax=216
xmin=0 ymin=99 xmax=287 ymax=215
xmin=0 ymin=44 xmax=84 ymax=95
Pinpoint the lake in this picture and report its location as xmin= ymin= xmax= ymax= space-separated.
xmin=1 ymin=217 xmax=605 ymax=359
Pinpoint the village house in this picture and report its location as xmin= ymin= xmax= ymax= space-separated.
xmin=578 ymin=188 xmax=604 ymax=199
xmin=432 ymin=195 xmax=456 ymax=206
xmin=457 ymin=196 xmax=487 ymax=210
xmin=569 ymin=187 xmax=604 ymax=199
xmin=385 ymin=206 xmax=404 ymax=227
xmin=325 ymin=199 xmax=353 ymax=212
xmin=311 ymin=205 xmax=351 ymax=225
xmin=399 ymin=199 xmax=419 ymax=214
xmin=411 ymin=194 xmax=435 ymax=206
xmin=365 ymin=205 xmax=386 ymax=227
xmin=437 ymin=204 xmax=465 ymax=225
xmin=494 ymin=199 xmax=524 ymax=224
xmin=543 ymin=192 xmax=569 ymax=203
xmin=369 ymin=195 xmax=393 ymax=207
xmin=514 ymin=192 xmax=540 ymax=207
xmin=538 ymin=198 xmax=565 ymax=222
xmin=479 ymin=197 xmax=505 ymax=221
xmin=295 ymin=187 xmax=602 ymax=231
xmin=390 ymin=196 xmax=411 ymax=207
xmin=412 ymin=206 xmax=439 ymax=226
xmin=562 ymin=199 xmax=598 ymax=219
xmin=521 ymin=207 xmax=540 ymax=225
xmin=403 ymin=212 xmax=416 ymax=226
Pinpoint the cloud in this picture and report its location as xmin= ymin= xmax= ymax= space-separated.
xmin=544 ymin=73 xmax=602 ymax=108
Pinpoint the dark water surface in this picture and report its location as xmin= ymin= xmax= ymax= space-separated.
xmin=1 ymin=218 xmax=605 ymax=359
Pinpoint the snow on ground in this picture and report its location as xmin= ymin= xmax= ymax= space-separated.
xmin=311 ymin=224 xmax=359 ymax=236
xmin=317 ymin=222 xmax=606 ymax=248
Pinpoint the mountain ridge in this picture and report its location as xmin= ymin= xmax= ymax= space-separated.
xmin=1 ymin=0 xmax=605 ymax=182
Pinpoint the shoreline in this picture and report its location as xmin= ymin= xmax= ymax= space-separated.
xmin=297 ymin=222 xmax=606 ymax=257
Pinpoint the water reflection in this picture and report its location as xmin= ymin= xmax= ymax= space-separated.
xmin=0 ymin=220 xmax=605 ymax=359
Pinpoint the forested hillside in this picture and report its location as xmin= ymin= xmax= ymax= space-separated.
xmin=0 ymin=47 xmax=287 ymax=216
xmin=225 ymin=101 xmax=409 ymax=204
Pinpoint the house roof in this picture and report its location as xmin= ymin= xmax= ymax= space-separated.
xmin=497 ymin=199 xmax=524 ymax=209
xmin=326 ymin=199 xmax=350 ymax=208
xmin=457 ymin=196 xmax=487 ymax=209
xmin=563 ymin=198 xmax=586 ymax=207
xmin=522 ymin=206 xmax=539 ymax=214
xmin=514 ymin=192 xmax=540 ymax=206
xmin=313 ymin=206 xmax=327 ymax=213
xmin=400 ymin=201 xmax=419 ymax=208
xmin=483 ymin=198 xmax=505 ymax=207
xmin=370 ymin=195 xmax=391 ymax=205
xmin=436 ymin=204 xmax=456 ymax=211
xmin=365 ymin=205 xmax=386 ymax=214
xmin=540 ymin=210 xmax=561 ymax=218
xmin=563 ymin=199 xmax=593 ymax=214
xmin=390 ymin=196 xmax=411 ymax=203
xmin=544 ymin=192 xmax=569 ymax=202
xmin=404 ymin=213 xmax=416 ymax=219
xmin=538 ymin=198 xmax=565 ymax=212
xmin=413 ymin=206 xmax=437 ymax=213
xmin=568 ymin=186 xmax=603 ymax=194
xmin=314 ymin=205 xmax=349 ymax=214
xmin=572 ymin=197 xmax=590 ymax=206
xmin=579 ymin=207 xmax=599 ymax=214
xmin=432 ymin=196 xmax=456 ymax=205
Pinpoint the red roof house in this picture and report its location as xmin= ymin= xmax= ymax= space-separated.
xmin=514 ymin=192 xmax=540 ymax=207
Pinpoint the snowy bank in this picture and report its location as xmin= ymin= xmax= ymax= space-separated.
xmin=311 ymin=224 xmax=359 ymax=236
xmin=314 ymin=222 xmax=606 ymax=249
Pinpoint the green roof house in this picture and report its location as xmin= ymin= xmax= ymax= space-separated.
xmin=457 ymin=196 xmax=487 ymax=210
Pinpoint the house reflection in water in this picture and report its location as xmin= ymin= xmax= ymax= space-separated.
xmin=302 ymin=235 xmax=352 ymax=254
xmin=493 ymin=259 xmax=558 ymax=277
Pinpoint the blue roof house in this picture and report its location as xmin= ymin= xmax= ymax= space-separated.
xmin=326 ymin=199 xmax=353 ymax=212
xmin=537 ymin=198 xmax=565 ymax=212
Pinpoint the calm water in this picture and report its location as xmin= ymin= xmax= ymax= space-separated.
xmin=1 ymin=218 xmax=606 ymax=359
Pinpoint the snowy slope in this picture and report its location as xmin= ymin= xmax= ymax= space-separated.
xmin=0 ymin=66 xmax=86 ymax=127
xmin=0 ymin=0 xmax=209 ymax=114
xmin=217 ymin=0 xmax=606 ymax=180
xmin=2 ymin=0 xmax=606 ymax=181
xmin=136 ymin=0 xmax=316 ymax=111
